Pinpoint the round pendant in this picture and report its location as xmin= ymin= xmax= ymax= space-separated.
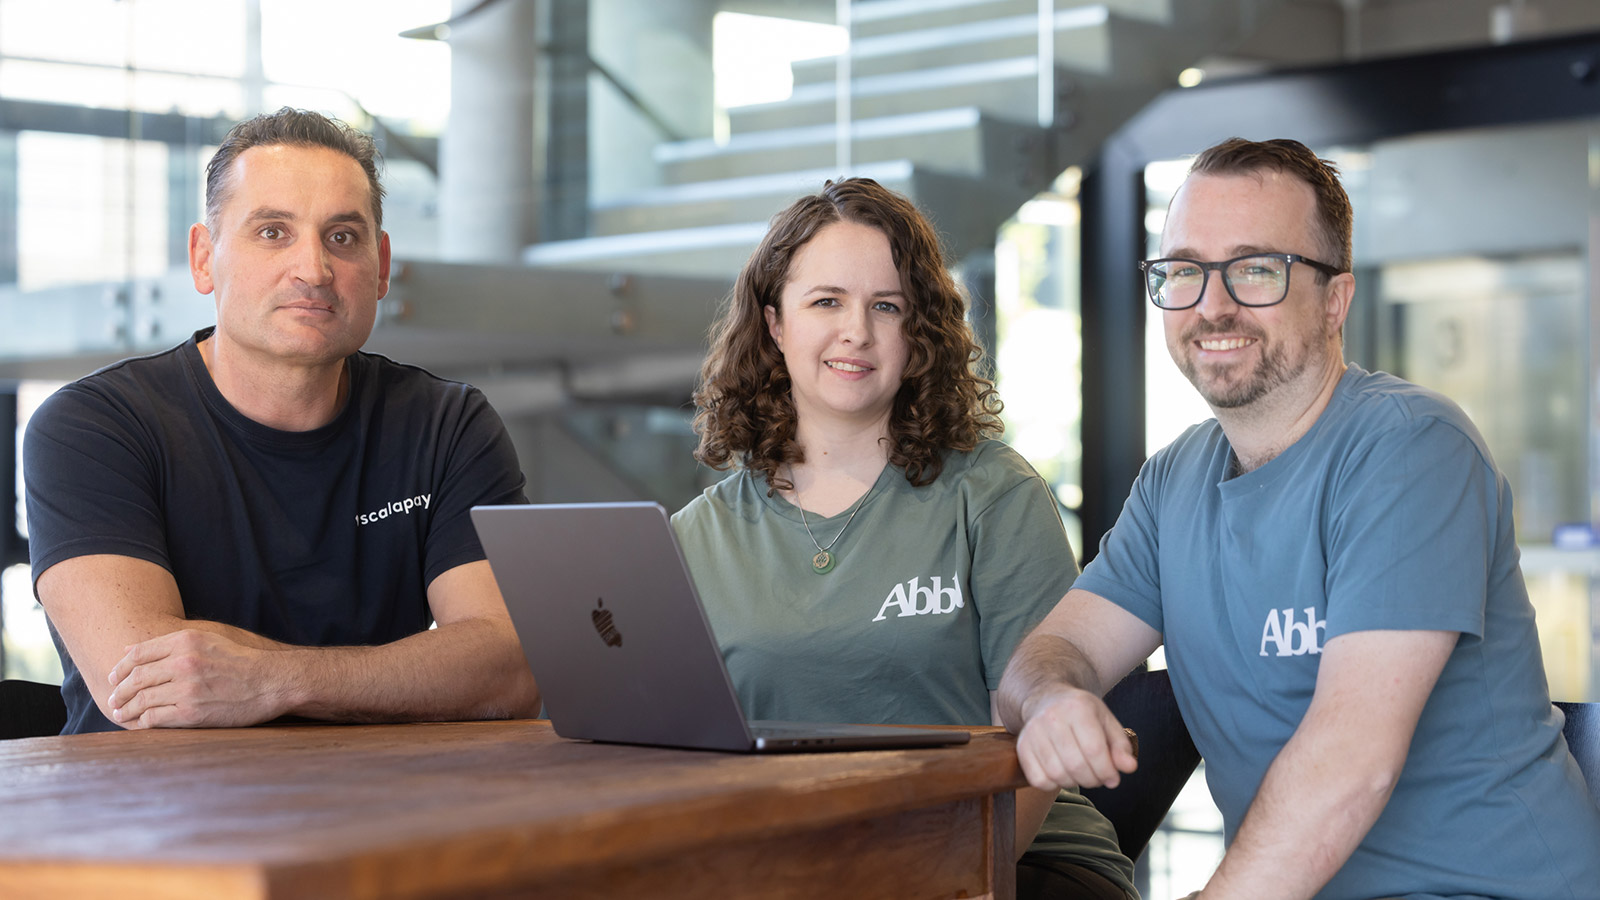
xmin=811 ymin=550 xmax=835 ymax=574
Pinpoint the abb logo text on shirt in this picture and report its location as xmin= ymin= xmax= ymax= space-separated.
xmin=1259 ymin=606 xmax=1326 ymax=657
xmin=873 ymin=575 xmax=964 ymax=622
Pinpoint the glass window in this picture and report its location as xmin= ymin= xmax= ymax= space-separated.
xmin=0 ymin=0 xmax=244 ymax=75
xmin=4 ymin=380 xmax=64 ymax=683
xmin=1141 ymin=159 xmax=1212 ymax=457
xmin=17 ymin=131 xmax=169 ymax=291
xmin=711 ymin=11 xmax=846 ymax=109
xmin=259 ymin=0 xmax=451 ymax=131
xmin=0 ymin=0 xmax=248 ymax=116
xmin=0 ymin=58 xmax=245 ymax=116
xmin=995 ymin=176 xmax=1084 ymax=558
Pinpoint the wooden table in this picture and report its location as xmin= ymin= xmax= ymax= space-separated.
xmin=0 ymin=720 xmax=1026 ymax=899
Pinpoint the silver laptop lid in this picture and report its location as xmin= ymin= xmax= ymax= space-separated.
xmin=471 ymin=502 xmax=756 ymax=751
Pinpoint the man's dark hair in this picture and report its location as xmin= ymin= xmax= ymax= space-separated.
xmin=204 ymin=107 xmax=385 ymax=232
xmin=1189 ymin=137 xmax=1352 ymax=277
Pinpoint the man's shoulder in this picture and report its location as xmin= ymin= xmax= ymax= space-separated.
xmin=1142 ymin=419 xmax=1228 ymax=481
xmin=350 ymin=350 xmax=493 ymax=418
xmin=78 ymin=342 xmax=191 ymax=389
xmin=353 ymin=350 xmax=473 ymax=394
xmin=1331 ymin=366 xmax=1491 ymax=457
xmin=35 ymin=342 xmax=194 ymax=424
xmin=1339 ymin=366 xmax=1465 ymax=421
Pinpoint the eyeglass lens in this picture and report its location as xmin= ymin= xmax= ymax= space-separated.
xmin=1148 ymin=256 xmax=1290 ymax=309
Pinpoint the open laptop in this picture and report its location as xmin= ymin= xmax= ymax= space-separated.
xmin=470 ymin=502 xmax=968 ymax=753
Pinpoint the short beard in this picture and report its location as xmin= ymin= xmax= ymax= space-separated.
xmin=1176 ymin=316 xmax=1325 ymax=410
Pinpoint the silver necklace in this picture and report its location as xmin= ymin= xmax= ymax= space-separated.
xmin=790 ymin=466 xmax=874 ymax=575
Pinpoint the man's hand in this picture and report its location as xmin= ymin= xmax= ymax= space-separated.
xmin=1015 ymin=684 xmax=1138 ymax=791
xmin=997 ymin=589 xmax=1160 ymax=791
xmin=107 ymin=629 xmax=289 ymax=729
xmin=41 ymin=555 xmax=535 ymax=729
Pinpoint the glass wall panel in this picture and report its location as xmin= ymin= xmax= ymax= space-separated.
xmin=0 ymin=0 xmax=245 ymax=75
xmin=17 ymin=132 xmax=169 ymax=291
xmin=4 ymin=380 xmax=63 ymax=683
xmin=259 ymin=0 xmax=451 ymax=130
xmin=995 ymin=175 xmax=1085 ymax=559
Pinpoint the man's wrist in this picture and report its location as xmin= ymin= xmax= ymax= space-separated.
xmin=1017 ymin=681 xmax=1079 ymax=725
xmin=262 ymin=645 xmax=319 ymax=719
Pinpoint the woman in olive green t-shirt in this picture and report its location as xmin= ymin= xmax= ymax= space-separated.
xmin=673 ymin=177 xmax=1137 ymax=900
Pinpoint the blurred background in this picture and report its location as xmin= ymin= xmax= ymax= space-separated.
xmin=4 ymin=0 xmax=1600 ymax=893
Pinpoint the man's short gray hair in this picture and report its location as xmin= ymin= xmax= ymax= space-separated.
xmin=204 ymin=107 xmax=385 ymax=232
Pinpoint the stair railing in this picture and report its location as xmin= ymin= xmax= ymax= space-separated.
xmin=835 ymin=0 xmax=853 ymax=172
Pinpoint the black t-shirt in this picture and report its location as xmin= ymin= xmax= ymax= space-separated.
xmin=24 ymin=328 xmax=527 ymax=733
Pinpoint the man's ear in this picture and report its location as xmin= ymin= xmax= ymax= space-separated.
xmin=376 ymin=231 xmax=392 ymax=300
xmin=764 ymin=304 xmax=782 ymax=348
xmin=189 ymin=223 xmax=216 ymax=296
xmin=1324 ymin=270 xmax=1356 ymax=334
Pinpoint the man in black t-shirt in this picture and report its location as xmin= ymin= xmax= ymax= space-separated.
xmin=24 ymin=109 xmax=540 ymax=733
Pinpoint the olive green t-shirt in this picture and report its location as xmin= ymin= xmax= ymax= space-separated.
xmin=671 ymin=440 xmax=1135 ymax=895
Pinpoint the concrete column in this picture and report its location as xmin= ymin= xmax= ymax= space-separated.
xmin=589 ymin=0 xmax=716 ymax=201
xmin=244 ymin=0 xmax=265 ymax=114
xmin=542 ymin=0 xmax=590 ymax=242
xmin=440 ymin=0 xmax=540 ymax=262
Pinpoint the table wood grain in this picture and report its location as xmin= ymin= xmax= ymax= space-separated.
xmin=0 ymin=720 xmax=1026 ymax=899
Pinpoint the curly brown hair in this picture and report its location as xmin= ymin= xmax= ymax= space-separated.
xmin=691 ymin=178 xmax=1002 ymax=491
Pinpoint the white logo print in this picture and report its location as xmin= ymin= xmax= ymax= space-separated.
xmin=872 ymin=575 xmax=965 ymax=622
xmin=355 ymin=493 xmax=432 ymax=527
xmin=1259 ymin=607 xmax=1326 ymax=657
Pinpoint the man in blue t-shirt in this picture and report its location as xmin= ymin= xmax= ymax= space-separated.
xmin=998 ymin=137 xmax=1600 ymax=898
xmin=25 ymin=109 xmax=540 ymax=733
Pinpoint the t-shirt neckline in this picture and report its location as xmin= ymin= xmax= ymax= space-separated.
xmin=754 ymin=460 xmax=900 ymax=525
xmin=179 ymin=326 xmax=360 ymax=449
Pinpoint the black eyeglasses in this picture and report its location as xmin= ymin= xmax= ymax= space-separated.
xmin=1138 ymin=253 xmax=1344 ymax=310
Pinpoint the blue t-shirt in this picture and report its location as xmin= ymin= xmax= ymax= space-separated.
xmin=1076 ymin=365 xmax=1600 ymax=900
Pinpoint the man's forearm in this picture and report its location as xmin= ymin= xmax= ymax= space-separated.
xmin=272 ymin=617 xmax=539 ymax=723
xmin=998 ymin=592 xmax=1156 ymax=792
xmin=1199 ymin=719 xmax=1398 ymax=900
xmin=997 ymin=632 xmax=1106 ymax=733
xmin=158 ymin=616 xmax=288 ymax=651
xmin=1198 ymin=629 xmax=1456 ymax=900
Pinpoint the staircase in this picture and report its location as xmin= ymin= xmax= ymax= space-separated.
xmin=523 ymin=0 xmax=1283 ymax=278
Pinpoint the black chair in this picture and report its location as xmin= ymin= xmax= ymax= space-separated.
xmin=1555 ymin=700 xmax=1599 ymax=808
xmin=1081 ymin=666 xmax=1202 ymax=864
xmin=0 ymin=679 xmax=67 ymax=739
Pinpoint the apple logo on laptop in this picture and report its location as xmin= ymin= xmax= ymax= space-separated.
xmin=592 ymin=598 xmax=623 ymax=647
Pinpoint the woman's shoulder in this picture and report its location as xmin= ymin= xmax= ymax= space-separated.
xmin=918 ymin=439 xmax=1047 ymax=502
xmin=944 ymin=438 xmax=1042 ymax=481
xmin=672 ymin=468 xmax=772 ymax=532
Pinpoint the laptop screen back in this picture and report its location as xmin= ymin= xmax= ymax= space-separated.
xmin=471 ymin=502 xmax=756 ymax=751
